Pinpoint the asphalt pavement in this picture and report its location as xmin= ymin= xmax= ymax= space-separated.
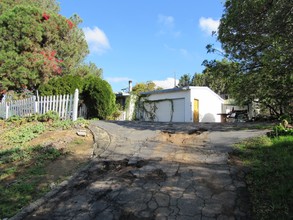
xmin=11 ymin=121 xmax=268 ymax=220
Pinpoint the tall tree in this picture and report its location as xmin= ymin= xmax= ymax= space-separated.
xmin=132 ymin=81 xmax=161 ymax=95
xmin=73 ymin=62 xmax=103 ymax=78
xmin=217 ymin=0 xmax=293 ymax=116
xmin=192 ymin=59 xmax=239 ymax=96
xmin=178 ymin=74 xmax=191 ymax=87
xmin=0 ymin=3 xmax=88 ymax=92
xmin=0 ymin=0 xmax=60 ymax=15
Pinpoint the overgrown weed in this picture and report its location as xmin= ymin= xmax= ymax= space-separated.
xmin=233 ymin=135 xmax=293 ymax=219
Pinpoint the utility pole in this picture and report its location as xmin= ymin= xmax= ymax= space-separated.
xmin=174 ymin=72 xmax=176 ymax=88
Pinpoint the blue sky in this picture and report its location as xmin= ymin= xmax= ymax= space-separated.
xmin=59 ymin=0 xmax=224 ymax=92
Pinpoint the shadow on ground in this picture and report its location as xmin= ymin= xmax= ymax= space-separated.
xmin=21 ymin=156 xmax=251 ymax=220
xmin=105 ymin=120 xmax=273 ymax=132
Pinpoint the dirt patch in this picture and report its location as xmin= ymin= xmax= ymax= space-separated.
xmin=1 ymin=128 xmax=94 ymax=186
xmin=158 ymin=129 xmax=208 ymax=146
xmin=28 ymin=129 xmax=93 ymax=156
xmin=28 ymin=129 xmax=94 ymax=183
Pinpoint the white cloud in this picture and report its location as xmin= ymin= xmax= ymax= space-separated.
xmin=199 ymin=17 xmax=220 ymax=35
xmin=158 ymin=14 xmax=175 ymax=28
xmin=83 ymin=26 xmax=111 ymax=54
xmin=153 ymin=77 xmax=179 ymax=89
xmin=157 ymin=14 xmax=181 ymax=37
xmin=106 ymin=77 xmax=132 ymax=83
xmin=164 ymin=44 xmax=176 ymax=52
xmin=180 ymin=49 xmax=189 ymax=57
xmin=164 ymin=44 xmax=192 ymax=60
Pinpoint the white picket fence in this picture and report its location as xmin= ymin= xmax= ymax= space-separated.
xmin=0 ymin=89 xmax=86 ymax=121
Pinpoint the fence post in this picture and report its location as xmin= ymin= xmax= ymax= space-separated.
xmin=34 ymin=96 xmax=38 ymax=114
xmin=5 ymin=104 xmax=9 ymax=119
xmin=72 ymin=89 xmax=79 ymax=121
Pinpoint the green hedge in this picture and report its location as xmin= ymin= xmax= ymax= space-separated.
xmin=38 ymin=75 xmax=116 ymax=119
xmin=38 ymin=75 xmax=84 ymax=96
xmin=82 ymin=76 xmax=116 ymax=119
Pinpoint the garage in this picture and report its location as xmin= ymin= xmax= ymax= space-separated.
xmin=139 ymin=86 xmax=224 ymax=123
xmin=142 ymin=98 xmax=185 ymax=122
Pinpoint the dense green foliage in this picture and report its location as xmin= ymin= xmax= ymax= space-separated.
xmin=216 ymin=0 xmax=293 ymax=116
xmin=178 ymin=59 xmax=239 ymax=97
xmin=192 ymin=59 xmax=239 ymax=96
xmin=178 ymin=74 xmax=191 ymax=87
xmin=82 ymin=76 xmax=116 ymax=119
xmin=38 ymin=75 xmax=84 ymax=96
xmin=73 ymin=62 xmax=103 ymax=78
xmin=0 ymin=1 xmax=88 ymax=92
xmin=132 ymin=81 xmax=162 ymax=95
xmin=233 ymin=135 xmax=293 ymax=219
xmin=38 ymin=74 xmax=117 ymax=119
xmin=268 ymin=119 xmax=293 ymax=137
xmin=0 ymin=0 xmax=60 ymax=15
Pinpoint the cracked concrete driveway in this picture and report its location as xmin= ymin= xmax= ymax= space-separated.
xmin=13 ymin=121 xmax=268 ymax=220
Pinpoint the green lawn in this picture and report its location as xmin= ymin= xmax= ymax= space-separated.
xmin=233 ymin=135 xmax=293 ymax=219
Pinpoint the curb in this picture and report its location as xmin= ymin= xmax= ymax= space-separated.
xmin=88 ymin=122 xmax=111 ymax=157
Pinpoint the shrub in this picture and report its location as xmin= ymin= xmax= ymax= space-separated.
xmin=82 ymin=76 xmax=116 ymax=119
xmin=38 ymin=75 xmax=84 ymax=96
xmin=279 ymin=114 xmax=292 ymax=124
xmin=38 ymin=74 xmax=117 ymax=120
xmin=268 ymin=121 xmax=293 ymax=137
xmin=37 ymin=111 xmax=59 ymax=122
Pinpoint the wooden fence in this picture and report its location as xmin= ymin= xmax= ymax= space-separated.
xmin=0 ymin=89 xmax=86 ymax=121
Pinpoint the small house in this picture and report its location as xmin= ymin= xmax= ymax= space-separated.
xmin=138 ymin=86 xmax=225 ymax=123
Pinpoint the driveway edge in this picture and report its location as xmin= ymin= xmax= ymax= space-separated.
xmin=10 ymin=123 xmax=109 ymax=220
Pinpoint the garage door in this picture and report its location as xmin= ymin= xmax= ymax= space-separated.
xmin=153 ymin=98 xmax=185 ymax=122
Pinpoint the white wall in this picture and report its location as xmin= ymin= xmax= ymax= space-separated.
xmin=189 ymin=87 xmax=224 ymax=123
xmin=126 ymin=95 xmax=137 ymax=120
xmin=141 ymin=89 xmax=191 ymax=122
xmin=140 ymin=87 xmax=224 ymax=123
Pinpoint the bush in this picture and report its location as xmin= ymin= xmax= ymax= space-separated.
xmin=38 ymin=75 xmax=84 ymax=96
xmin=82 ymin=76 xmax=116 ymax=119
xmin=38 ymin=74 xmax=117 ymax=120
xmin=279 ymin=114 xmax=292 ymax=124
xmin=268 ymin=121 xmax=293 ymax=137
xmin=37 ymin=111 xmax=59 ymax=122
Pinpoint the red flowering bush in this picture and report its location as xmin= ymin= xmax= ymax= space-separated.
xmin=42 ymin=12 xmax=50 ymax=20
xmin=40 ymin=50 xmax=63 ymax=76
xmin=66 ymin=20 xmax=74 ymax=29
xmin=0 ymin=5 xmax=89 ymax=92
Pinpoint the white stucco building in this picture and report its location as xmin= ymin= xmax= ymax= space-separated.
xmin=138 ymin=86 xmax=225 ymax=123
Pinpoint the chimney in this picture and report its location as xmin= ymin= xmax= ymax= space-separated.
xmin=128 ymin=80 xmax=132 ymax=92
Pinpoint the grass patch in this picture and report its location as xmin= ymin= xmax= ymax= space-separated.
xmin=0 ymin=122 xmax=46 ymax=146
xmin=233 ymin=135 xmax=293 ymax=219
xmin=0 ymin=145 xmax=65 ymax=218
xmin=0 ymin=117 xmax=91 ymax=218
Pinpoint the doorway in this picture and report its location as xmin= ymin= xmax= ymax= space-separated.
xmin=193 ymin=99 xmax=199 ymax=122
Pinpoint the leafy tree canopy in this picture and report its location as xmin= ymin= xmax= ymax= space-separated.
xmin=192 ymin=59 xmax=239 ymax=96
xmin=73 ymin=62 xmax=103 ymax=78
xmin=0 ymin=2 xmax=89 ymax=93
xmin=132 ymin=81 xmax=162 ymax=95
xmin=178 ymin=74 xmax=191 ymax=87
xmin=213 ymin=0 xmax=293 ymax=116
xmin=0 ymin=0 xmax=60 ymax=15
